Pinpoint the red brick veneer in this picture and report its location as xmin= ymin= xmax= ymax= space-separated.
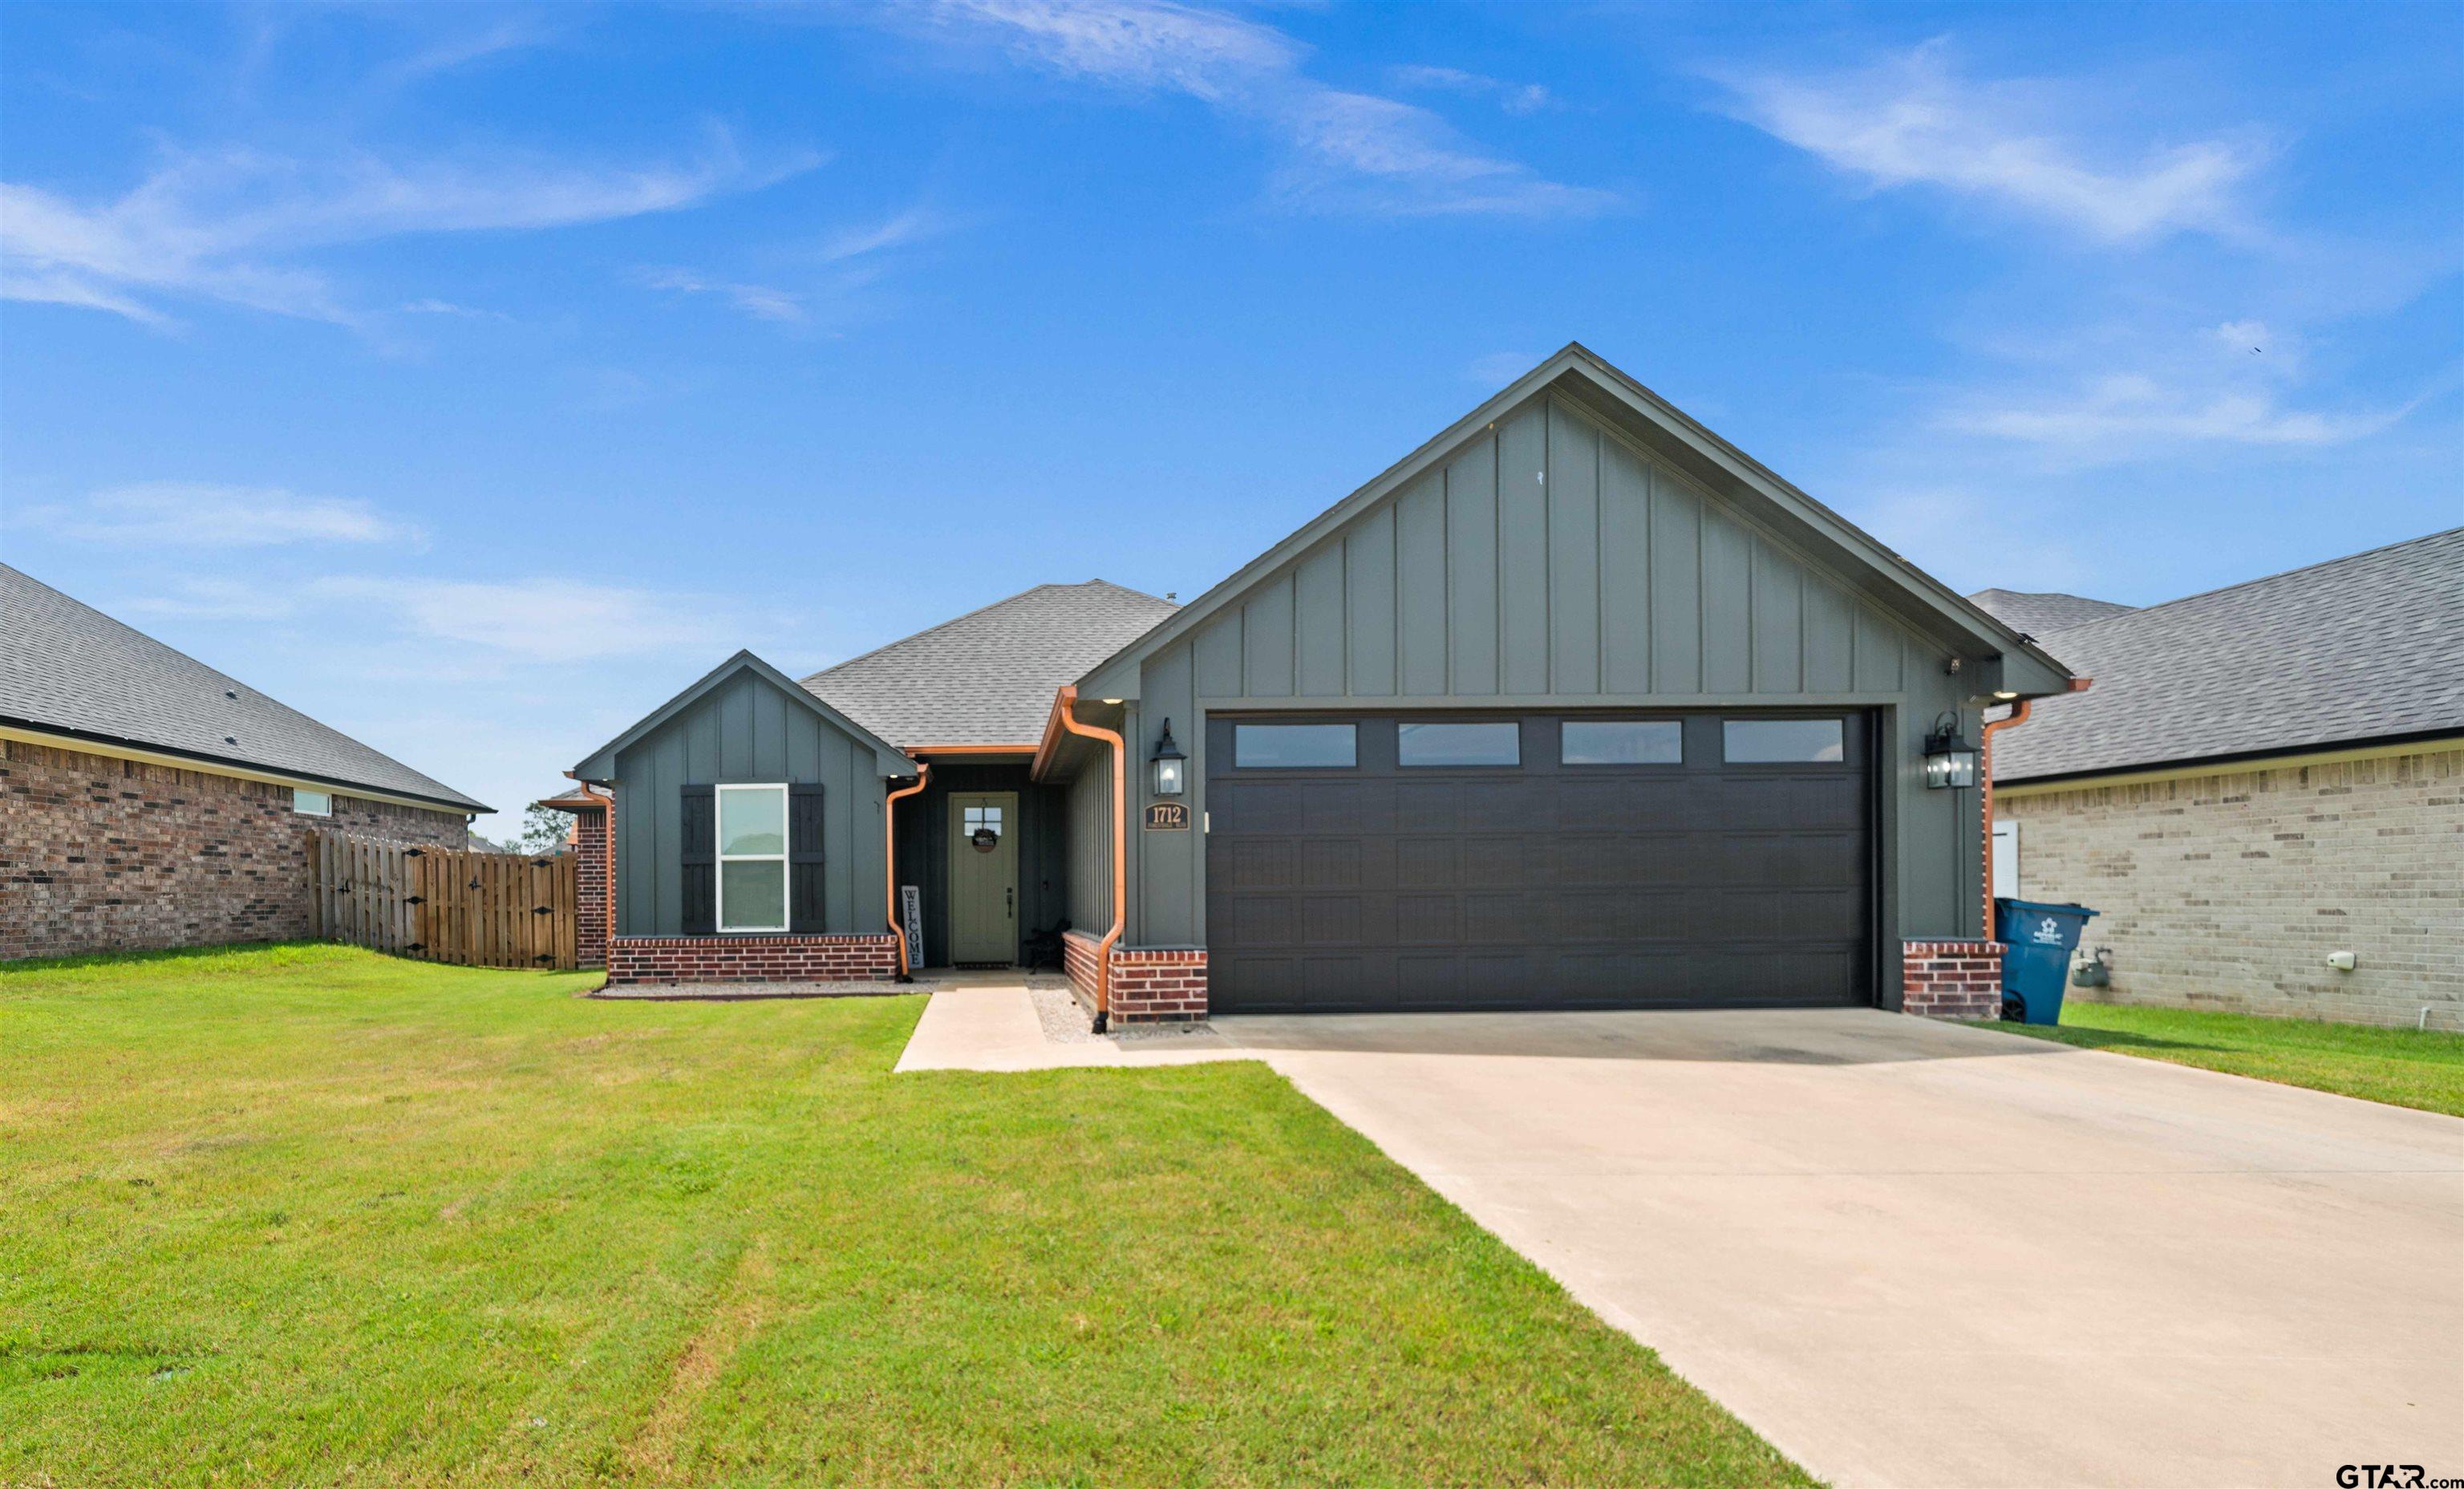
xmin=1903 ymin=939 xmax=2007 ymax=1019
xmin=606 ymin=933 xmax=898 ymax=985
xmin=569 ymin=806 xmax=609 ymax=971
xmin=1 ymin=739 xmax=466 ymax=961
xmin=1061 ymin=929 xmax=1208 ymax=1023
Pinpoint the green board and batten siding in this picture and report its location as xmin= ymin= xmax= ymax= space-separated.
xmin=1097 ymin=393 xmax=1993 ymax=957
xmin=606 ymin=667 xmax=889 ymax=938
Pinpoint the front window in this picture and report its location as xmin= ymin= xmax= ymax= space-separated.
xmin=1234 ymin=723 xmax=1356 ymax=769
xmin=292 ymin=788 xmax=331 ymax=817
xmin=1721 ymin=719 xmax=1845 ymax=764
xmin=1398 ymin=720 xmax=1521 ymax=767
xmin=1562 ymin=720 xmax=1683 ymax=765
xmin=716 ymin=784 xmax=788 ymax=932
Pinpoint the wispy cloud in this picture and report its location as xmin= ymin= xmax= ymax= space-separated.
xmin=310 ymin=577 xmax=748 ymax=663
xmin=1708 ymin=39 xmax=2266 ymax=243
xmin=817 ymin=203 xmax=957 ymax=263
xmin=1941 ymin=318 xmax=2413 ymax=452
xmin=371 ymin=14 xmax=563 ymax=91
xmin=642 ymin=201 xmax=960 ymax=327
xmin=639 ymin=267 xmax=809 ymax=324
xmin=1947 ymin=372 xmax=2406 ymax=448
xmin=877 ymin=0 xmax=1612 ymax=217
xmin=122 ymin=577 xmax=303 ymax=621
xmin=17 ymin=482 xmax=425 ymax=547
xmin=1388 ymin=64 xmax=1551 ymax=116
xmin=1 ymin=131 xmax=819 ymax=328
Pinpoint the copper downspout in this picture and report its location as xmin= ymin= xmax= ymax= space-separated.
xmin=886 ymin=764 xmax=932 ymax=981
xmin=1979 ymin=678 xmax=2092 ymax=929
xmin=1052 ymin=684 xmax=1127 ymax=1032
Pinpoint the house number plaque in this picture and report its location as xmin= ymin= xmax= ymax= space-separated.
xmin=1143 ymin=802 xmax=1189 ymax=831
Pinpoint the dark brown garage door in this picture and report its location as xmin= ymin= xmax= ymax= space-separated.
xmin=1205 ymin=712 xmax=1871 ymax=1013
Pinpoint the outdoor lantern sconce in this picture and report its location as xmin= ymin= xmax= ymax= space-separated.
xmin=1151 ymin=718 xmax=1187 ymax=797
xmin=1923 ymin=712 xmax=1980 ymax=790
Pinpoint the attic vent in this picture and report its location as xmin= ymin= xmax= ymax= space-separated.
xmin=225 ymin=689 xmax=237 ymax=700
xmin=224 ymin=736 xmax=237 ymax=745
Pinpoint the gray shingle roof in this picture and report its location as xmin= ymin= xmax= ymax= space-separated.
xmin=802 ymin=581 xmax=1177 ymax=748
xmin=1966 ymin=588 xmax=2138 ymax=637
xmin=0 ymin=563 xmax=488 ymax=812
xmin=1992 ymin=529 xmax=2464 ymax=783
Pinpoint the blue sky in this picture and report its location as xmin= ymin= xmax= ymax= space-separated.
xmin=3 ymin=1 xmax=2458 ymax=831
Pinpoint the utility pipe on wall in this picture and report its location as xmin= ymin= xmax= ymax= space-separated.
xmin=1979 ymin=678 xmax=2092 ymax=931
xmin=886 ymin=763 xmax=931 ymax=981
xmin=1052 ymin=684 xmax=1126 ymax=1033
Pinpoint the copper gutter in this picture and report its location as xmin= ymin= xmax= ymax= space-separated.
xmin=1049 ymin=684 xmax=1127 ymax=1031
xmin=910 ymin=744 xmax=1040 ymax=757
xmin=885 ymin=764 xmax=932 ymax=980
xmin=1979 ymin=678 xmax=2091 ymax=928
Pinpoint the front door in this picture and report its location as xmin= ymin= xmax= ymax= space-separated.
xmin=948 ymin=792 xmax=1019 ymax=965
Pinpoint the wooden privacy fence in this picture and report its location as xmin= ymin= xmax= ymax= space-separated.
xmin=310 ymin=834 xmax=580 ymax=971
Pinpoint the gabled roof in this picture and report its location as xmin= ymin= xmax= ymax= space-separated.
xmin=1967 ymin=589 xmax=2138 ymax=638
xmin=803 ymin=581 xmax=1177 ymax=749
xmin=1994 ymin=528 xmax=2464 ymax=784
xmin=1076 ymin=343 xmax=2074 ymax=701
xmin=0 ymin=562 xmax=488 ymax=813
xmin=570 ymin=650 xmax=918 ymax=780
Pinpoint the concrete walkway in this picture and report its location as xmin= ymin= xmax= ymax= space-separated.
xmin=897 ymin=984 xmax=2464 ymax=1488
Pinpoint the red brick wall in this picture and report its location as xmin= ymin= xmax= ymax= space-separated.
xmin=1060 ymin=930 xmax=1209 ymax=1023
xmin=1903 ymin=939 xmax=2007 ymax=1019
xmin=570 ymin=806 xmax=609 ymax=970
xmin=1 ymin=739 xmax=466 ymax=962
xmin=606 ymin=933 xmax=898 ymax=985
xmin=1062 ymin=927 xmax=1104 ymax=1007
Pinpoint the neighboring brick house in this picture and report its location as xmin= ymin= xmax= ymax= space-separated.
xmin=1 ymin=564 xmax=487 ymax=961
xmin=1976 ymin=529 xmax=2463 ymax=1029
xmin=557 ymin=345 xmax=2077 ymax=1020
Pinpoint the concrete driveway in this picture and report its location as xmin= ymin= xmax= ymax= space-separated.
xmin=1214 ymin=1008 xmax=2464 ymax=1489
xmin=902 ymin=992 xmax=2464 ymax=1487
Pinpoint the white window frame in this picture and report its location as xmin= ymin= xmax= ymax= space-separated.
xmin=292 ymin=788 xmax=332 ymax=817
xmin=715 ymin=783 xmax=789 ymax=935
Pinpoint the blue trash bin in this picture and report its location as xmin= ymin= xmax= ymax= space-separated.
xmin=1994 ymin=898 xmax=2099 ymax=1025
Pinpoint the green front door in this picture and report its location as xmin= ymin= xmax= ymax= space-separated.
xmin=948 ymin=792 xmax=1019 ymax=965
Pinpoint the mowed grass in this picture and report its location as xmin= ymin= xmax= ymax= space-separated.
xmin=0 ymin=943 xmax=1813 ymax=1488
xmin=1988 ymin=999 xmax=2464 ymax=1118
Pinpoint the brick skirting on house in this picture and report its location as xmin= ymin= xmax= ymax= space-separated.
xmin=606 ymin=933 xmax=900 ymax=985
xmin=1062 ymin=929 xmax=1209 ymax=1023
xmin=570 ymin=806 xmax=609 ymax=971
xmin=1 ymin=738 xmax=466 ymax=962
xmin=1902 ymin=939 xmax=2008 ymax=1019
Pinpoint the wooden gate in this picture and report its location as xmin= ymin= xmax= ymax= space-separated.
xmin=310 ymin=834 xmax=579 ymax=971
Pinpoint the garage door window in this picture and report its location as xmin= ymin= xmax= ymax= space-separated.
xmin=1398 ymin=721 xmax=1520 ymax=767
xmin=1722 ymin=718 xmax=1845 ymax=763
xmin=1234 ymin=723 xmax=1356 ymax=769
xmin=1561 ymin=720 xmax=1683 ymax=765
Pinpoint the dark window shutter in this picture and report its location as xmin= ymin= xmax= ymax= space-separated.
xmin=789 ymin=782 xmax=826 ymax=933
xmin=679 ymin=784 xmax=715 ymax=935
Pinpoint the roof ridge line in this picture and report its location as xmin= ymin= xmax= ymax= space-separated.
xmin=1 ymin=562 xmax=484 ymax=809
xmin=2045 ymin=525 xmax=2464 ymax=637
xmin=800 ymin=579 xmax=1170 ymax=686
xmin=799 ymin=582 xmax=1077 ymax=684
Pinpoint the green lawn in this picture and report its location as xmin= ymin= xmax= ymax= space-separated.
xmin=1988 ymin=999 xmax=2464 ymax=1118
xmin=0 ymin=943 xmax=1811 ymax=1488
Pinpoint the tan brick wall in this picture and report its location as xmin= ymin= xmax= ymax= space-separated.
xmin=1996 ymin=746 xmax=2463 ymax=1028
xmin=1 ymin=739 xmax=468 ymax=962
